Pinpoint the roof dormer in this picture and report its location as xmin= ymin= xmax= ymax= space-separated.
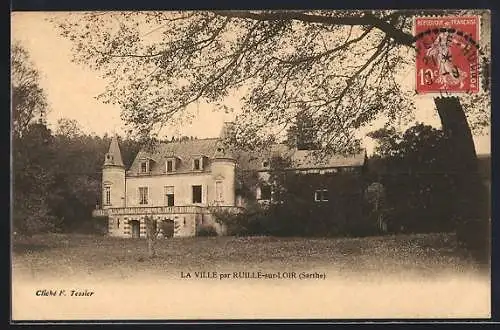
xmin=165 ymin=156 xmax=181 ymax=173
xmin=138 ymin=157 xmax=155 ymax=175
xmin=192 ymin=155 xmax=207 ymax=171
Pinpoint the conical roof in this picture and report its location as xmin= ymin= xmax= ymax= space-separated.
xmin=214 ymin=122 xmax=235 ymax=159
xmin=104 ymin=134 xmax=124 ymax=167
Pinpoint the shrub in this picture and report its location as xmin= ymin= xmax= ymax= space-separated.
xmin=209 ymin=204 xmax=272 ymax=236
xmin=196 ymin=224 xmax=218 ymax=237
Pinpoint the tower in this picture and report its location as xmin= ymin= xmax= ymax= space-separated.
xmin=102 ymin=135 xmax=126 ymax=209
xmin=211 ymin=122 xmax=236 ymax=206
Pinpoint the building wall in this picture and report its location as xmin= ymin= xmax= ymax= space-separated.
xmin=125 ymin=167 xmax=235 ymax=208
xmin=210 ymin=159 xmax=236 ymax=206
xmin=108 ymin=213 xmax=198 ymax=238
xmin=102 ymin=166 xmax=125 ymax=208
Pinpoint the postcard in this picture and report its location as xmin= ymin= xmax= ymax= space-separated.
xmin=11 ymin=9 xmax=491 ymax=321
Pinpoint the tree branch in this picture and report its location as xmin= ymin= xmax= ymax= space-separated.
xmin=213 ymin=11 xmax=415 ymax=47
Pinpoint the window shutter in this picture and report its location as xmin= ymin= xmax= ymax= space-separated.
xmin=204 ymin=184 xmax=208 ymax=204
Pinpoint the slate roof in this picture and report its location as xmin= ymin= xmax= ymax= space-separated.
xmin=127 ymin=138 xmax=366 ymax=175
xmin=104 ymin=135 xmax=124 ymax=167
xmin=234 ymin=144 xmax=366 ymax=171
xmin=128 ymin=138 xmax=220 ymax=175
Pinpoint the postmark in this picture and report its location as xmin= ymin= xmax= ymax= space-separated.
xmin=414 ymin=16 xmax=481 ymax=94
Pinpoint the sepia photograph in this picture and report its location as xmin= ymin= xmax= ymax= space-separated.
xmin=11 ymin=9 xmax=491 ymax=321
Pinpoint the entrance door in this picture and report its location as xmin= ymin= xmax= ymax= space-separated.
xmin=130 ymin=220 xmax=140 ymax=238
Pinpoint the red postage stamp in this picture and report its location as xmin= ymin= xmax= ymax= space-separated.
xmin=414 ymin=16 xmax=480 ymax=94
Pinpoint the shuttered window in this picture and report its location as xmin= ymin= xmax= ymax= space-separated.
xmin=192 ymin=185 xmax=202 ymax=204
xmin=139 ymin=187 xmax=149 ymax=205
xmin=165 ymin=186 xmax=175 ymax=206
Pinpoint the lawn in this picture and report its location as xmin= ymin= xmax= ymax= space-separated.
xmin=12 ymin=232 xmax=491 ymax=320
xmin=12 ymin=232 xmax=487 ymax=282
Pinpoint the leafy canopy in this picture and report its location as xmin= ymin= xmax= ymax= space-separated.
xmin=53 ymin=10 xmax=490 ymax=153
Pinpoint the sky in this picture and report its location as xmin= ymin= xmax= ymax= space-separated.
xmin=11 ymin=12 xmax=491 ymax=155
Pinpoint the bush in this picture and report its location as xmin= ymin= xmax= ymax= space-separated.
xmin=196 ymin=224 xmax=218 ymax=237
xmin=209 ymin=204 xmax=271 ymax=236
xmin=210 ymin=201 xmax=379 ymax=238
xmin=72 ymin=218 xmax=107 ymax=235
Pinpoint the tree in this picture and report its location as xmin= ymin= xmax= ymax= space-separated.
xmin=367 ymin=123 xmax=486 ymax=233
xmin=53 ymin=10 xmax=490 ymax=157
xmin=55 ymin=118 xmax=85 ymax=138
xmin=11 ymin=43 xmax=57 ymax=235
xmin=11 ymin=41 xmax=49 ymax=138
xmin=49 ymin=131 xmax=141 ymax=231
xmin=145 ymin=216 xmax=161 ymax=258
xmin=285 ymin=108 xmax=319 ymax=150
xmin=13 ymin=123 xmax=59 ymax=235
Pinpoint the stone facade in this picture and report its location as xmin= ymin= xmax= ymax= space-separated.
xmin=93 ymin=123 xmax=367 ymax=238
xmin=94 ymin=124 xmax=239 ymax=238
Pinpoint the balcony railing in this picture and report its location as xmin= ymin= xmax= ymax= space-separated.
xmin=92 ymin=205 xmax=242 ymax=217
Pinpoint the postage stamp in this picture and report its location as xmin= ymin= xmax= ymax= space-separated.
xmin=414 ymin=16 xmax=481 ymax=94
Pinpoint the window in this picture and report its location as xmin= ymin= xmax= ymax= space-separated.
xmin=215 ymin=181 xmax=223 ymax=201
xmin=192 ymin=185 xmax=202 ymax=204
xmin=262 ymin=160 xmax=269 ymax=168
xmin=260 ymin=184 xmax=272 ymax=200
xmin=314 ymin=189 xmax=329 ymax=202
xmin=194 ymin=158 xmax=201 ymax=170
xmin=104 ymin=186 xmax=111 ymax=205
xmin=165 ymin=186 xmax=175 ymax=206
xmin=139 ymin=187 xmax=149 ymax=205
xmin=117 ymin=219 xmax=120 ymax=229
xmin=166 ymin=159 xmax=174 ymax=173
xmin=140 ymin=161 xmax=149 ymax=173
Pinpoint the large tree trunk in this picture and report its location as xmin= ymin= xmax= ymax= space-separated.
xmin=434 ymin=97 xmax=489 ymax=261
xmin=434 ymin=96 xmax=478 ymax=173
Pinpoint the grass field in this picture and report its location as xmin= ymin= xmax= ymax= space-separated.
xmin=12 ymin=232 xmax=488 ymax=282
xmin=11 ymin=232 xmax=491 ymax=319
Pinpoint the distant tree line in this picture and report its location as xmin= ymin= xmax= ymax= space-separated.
xmin=13 ymin=119 xmax=141 ymax=235
xmin=11 ymin=42 xmax=141 ymax=235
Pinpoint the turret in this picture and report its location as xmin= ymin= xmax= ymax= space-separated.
xmin=211 ymin=122 xmax=236 ymax=206
xmin=102 ymin=134 xmax=126 ymax=209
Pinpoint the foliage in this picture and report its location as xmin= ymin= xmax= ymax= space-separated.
xmin=234 ymin=163 xmax=261 ymax=202
xmin=368 ymin=123 xmax=488 ymax=234
xmin=55 ymin=118 xmax=85 ymax=138
xmin=12 ymin=123 xmax=60 ymax=235
xmin=11 ymin=41 xmax=49 ymax=138
xmin=285 ymin=108 xmax=320 ymax=150
xmin=13 ymin=110 xmax=141 ymax=235
xmin=212 ymin=156 xmax=371 ymax=237
xmin=196 ymin=224 xmax=218 ymax=237
xmin=53 ymin=10 xmax=490 ymax=153
xmin=210 ymin=204 xmax=271 ymax=237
